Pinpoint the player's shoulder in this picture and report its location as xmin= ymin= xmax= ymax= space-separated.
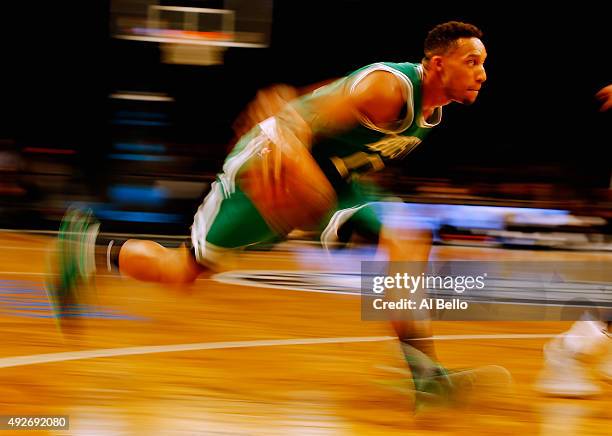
xmin=350 ymin=64 xmax=407 ymax=121
xmin=350 ymin=62 xmax=417 ymax=97
xmin=353 ymin=74 xmax=398 ymax=101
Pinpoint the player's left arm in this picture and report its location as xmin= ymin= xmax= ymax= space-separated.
xmin=231 ymin=79 xmax=338 ymax=141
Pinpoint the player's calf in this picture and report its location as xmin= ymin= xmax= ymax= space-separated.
xmin=117 ymin=240 xmax=204 ymax=284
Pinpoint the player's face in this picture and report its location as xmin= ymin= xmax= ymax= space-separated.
xmin=440 ymin=37 xmax=487 ymax=105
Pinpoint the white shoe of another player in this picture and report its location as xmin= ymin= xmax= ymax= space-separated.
xmin=535 ymin=337 xmax=601 ymax=398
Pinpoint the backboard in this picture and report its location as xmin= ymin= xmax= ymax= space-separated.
xmin=111 ymin=0 xmax=273 ymax=65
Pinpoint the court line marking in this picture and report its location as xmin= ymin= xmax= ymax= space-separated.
xmin=0 ymin=333 xmax=557 ymax=369
xmin=0 ymin=336 xmax=394 ymax=369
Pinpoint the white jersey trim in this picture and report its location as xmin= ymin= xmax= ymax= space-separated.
xmin=320 ymin=203 xmax=371 ymax=250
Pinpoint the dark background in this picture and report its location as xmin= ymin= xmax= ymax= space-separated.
xmin=2 ymin=0 xmax=611 ymax=231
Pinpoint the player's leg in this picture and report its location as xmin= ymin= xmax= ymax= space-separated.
xmin=46 ymin=207 xmax=205 ymax=326
xmin=377 ymin=216 xmax=450 ymax=391
xmin=47 ymin=178 xmax=282 ymax=330
xmin=331 ymin=198 xmax=509 ymax=405
xmin=111 ymin=239 xmax=204 ymax=284
xmin=323 ymin=196 xmax=448 ymax=394
xmin=376 ymin=215 xmax=513 ymax=405
xmin=109 ymin=171 xmax=281 ymax=282
xmin=331 ymin=183 xmax=440 ymax=361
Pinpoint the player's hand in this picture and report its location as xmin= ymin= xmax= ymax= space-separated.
xmin=595 ymin=84 xmax=612 ymax=112
xmin=232 ymin=84 xmax=299 ymax=140
xmin=238 ymin=113 xmax=333 ymax=233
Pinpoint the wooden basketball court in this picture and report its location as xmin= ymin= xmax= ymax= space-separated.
xmin=1 ymin=231 xmax=611 ymax=435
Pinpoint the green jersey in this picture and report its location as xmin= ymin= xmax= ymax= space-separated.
xmin=299 ymin=62 xmax=442 ymax=189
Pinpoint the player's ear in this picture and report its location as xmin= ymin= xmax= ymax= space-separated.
xmin=430 ymin=56 xmax=444 ymax=71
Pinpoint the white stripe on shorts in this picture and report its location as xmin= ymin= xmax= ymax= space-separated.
xmin=320 ymin=204 xmax=370 ymax=250
xmin=191 ymin=180 xmax=225 ymax=264
xmin=191 ymin=120 xmax=273 ymax=264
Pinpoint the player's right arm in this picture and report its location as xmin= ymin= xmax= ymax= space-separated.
xmin=278 ymin=70 xmax=407 ymax=147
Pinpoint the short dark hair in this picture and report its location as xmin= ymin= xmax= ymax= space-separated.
xmin=424 ymin=21 xmax=483 ymax=60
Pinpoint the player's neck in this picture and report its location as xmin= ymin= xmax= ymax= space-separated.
xmin=421 ymin=66 xmax=451 ymax=118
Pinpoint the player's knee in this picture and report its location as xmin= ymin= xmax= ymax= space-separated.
xmin=159 ymin=246 xmax=203 ymax=284
xmin=386 ymin=225 xmax=432 ymax=244
xmin=160 ymin=263 xmax=200 ymax=284
xmin=379 ymin=225 xmax=432 ymax=261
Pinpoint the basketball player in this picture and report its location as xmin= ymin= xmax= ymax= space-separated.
xmin=535 ymin=84 xmax=612 ymax=397
xmin=49 ymin=21 xmax=488 ymax=404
